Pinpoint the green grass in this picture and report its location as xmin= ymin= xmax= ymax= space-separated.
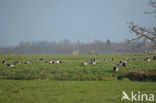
xmin=0 ymin=54 xmax=156 ymax=103
xmin=0 ymin=54 xmax=156 ymax=80
xmin=0 ymin=80 xmax=155 ymax=103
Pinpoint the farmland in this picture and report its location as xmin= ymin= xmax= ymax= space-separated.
xmin=0 ymin=80 xmax=156 ymax=103
xmin=0 ymin=54 xmax=156 ymax=103
xmin=0 ymin=54 xmax=156 ymax=80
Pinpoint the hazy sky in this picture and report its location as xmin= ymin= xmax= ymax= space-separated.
xmin=0 ymin=0 xmax=155 ymax=46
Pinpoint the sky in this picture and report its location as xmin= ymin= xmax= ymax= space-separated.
xmin=0 ymin=0 xmax=155 ymax=46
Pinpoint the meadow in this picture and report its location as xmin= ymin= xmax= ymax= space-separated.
xmin=0 ymin=80 xmax=156 ymax=103
xmin=0 ymin=54 xmax=156 ymax=81
xmin=0 ymin=54 xmax=156 ymax=103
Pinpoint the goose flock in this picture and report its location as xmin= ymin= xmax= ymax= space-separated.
xmin=82 ymin=57 xmax=96 ymax=66
xmin=1 ymin=56 xmax=156 ymax=73
xmin=112 ymin=56 xmax=156 ymax=72
xmin=1 ymin=58 xmax=63 ymax=67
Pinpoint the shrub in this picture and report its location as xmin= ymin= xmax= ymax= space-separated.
xmin=86 ymin=74 xmax=99 ymax=81
xmin=118 ymin=70 xmax=156 ymax=81
xmin=121 ymin=78 xmax=130 ymax=81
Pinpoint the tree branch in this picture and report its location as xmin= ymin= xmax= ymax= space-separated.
xmin=131 ymin=28 xmax=156 ymax=43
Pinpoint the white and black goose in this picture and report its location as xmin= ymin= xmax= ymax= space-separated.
xmin=82 ymin=60 xmax=88 ymax=66
xmin=152 ymin=56 xmax=156 ymax=60
xmin=2 ymin=60 xmax=7 ymax=64
xmin=117 ymin=60 xmax=126 ymax=67
xmin=52 ymin=60 xmax=62 ymax=64
xmin=38 ymin=58 xmax=44 ymax=62
xmin=90 ymin=57 xmax=96 ymax=65
xmin=45 ymin=60 xmax=53 ymax=64
xmin=6 ymin=63 xmax=15 ymax=67
xmin=24 ymin=60 xmax=32 ymax=64
xmin=144 ymin=57 xmax=150 ymax=62
xmin=113 ymin=66 xmax=119 ymax=72
xmin=13 ymin=61 xmax=22 ymax=65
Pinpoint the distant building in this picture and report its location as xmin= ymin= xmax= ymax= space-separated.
xmin=144 ymin=50 xmax=156 ymax=54
xmin=152 ymin=50 xmax=156 ymax=54
xmin=88 ymin=50 xmax=97 ymax=54
xmin=72 ymin=51 xmax=79 ymax=55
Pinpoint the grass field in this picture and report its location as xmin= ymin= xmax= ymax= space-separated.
xmin=0 ymin=54 xmax=156 ymax=103
xmin=0 ymin=80 xmax=156 ymax=103
xmin=0 ymin=54 xmax=156 ymax=80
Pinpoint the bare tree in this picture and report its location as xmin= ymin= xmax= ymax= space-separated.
xmin=145 ymin=0 xmax=156 ymax=16
xmin=127 ymin=0 xmax=156 ymax=50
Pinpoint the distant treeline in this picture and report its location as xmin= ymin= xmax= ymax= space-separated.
xmin=0 ymin=39 xmax=152 ymax=54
